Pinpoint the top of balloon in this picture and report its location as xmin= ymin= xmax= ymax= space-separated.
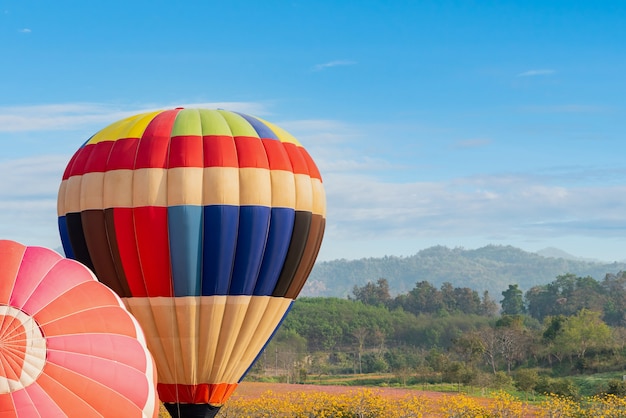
xmin=85 ymin=108 xmax=302 ymax=147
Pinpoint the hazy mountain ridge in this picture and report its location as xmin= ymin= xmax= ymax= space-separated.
xmin=303 ymin=245 xmax=626 ymax=298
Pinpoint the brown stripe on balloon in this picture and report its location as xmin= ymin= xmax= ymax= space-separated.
xmin=65 ymin=212 xmax=95 ymax=272
xmin=104 ymin=208 xmax=132 ymax=297
xmin=285 ymin=215 xmax=325 ymax=299
xmin=81 ymin=209 xmax=131 ymax=297
xmin=271 ymin=211 xmax=312 ymax=297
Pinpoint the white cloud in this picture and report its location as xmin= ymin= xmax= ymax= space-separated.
xmin=0 ymin=155 xmax=66 ymax=249
xmin=0 ymin=102 xmax=270 ymax=133
xmin=19 ymin=28 xmax=31 ymax=33
xmin=453 ymin=138 xmax=492 ymax=149
xmin=517 ymin=69 xmax=556 ymax=77
xmin=519 ymin=104 xmax=604 ymax=113
xmin=322 ymin=168 xmax=626 ymax=246
xmin=312 ymin=60 xmax=357 ymax=72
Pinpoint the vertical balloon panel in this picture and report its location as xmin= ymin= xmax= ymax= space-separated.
xmin=57 ymin=108 xmax=326 ymax=418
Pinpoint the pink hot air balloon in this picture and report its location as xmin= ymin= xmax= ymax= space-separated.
xmin=0 ymin=239 xmax=159 ymax=417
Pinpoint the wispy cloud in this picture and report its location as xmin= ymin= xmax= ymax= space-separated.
xmin=324 ymin=170 xmax=626 ymax=244
xmin=0 ymin=155 xmax=67 ymax=249
xmin=519 ymin=104 xmax=604 ymax=113
xmin=312 ymin=60 xmax=357 ymax=72
xmin=19 ymin=28 xmax=31 ymax=33
xmin=0 ymin=101 xmax=270 ymax=133
xmin=517 ymin=69 xmax=555 ymax=77
xmin=453 ymin=138 xmax=492 ymax=149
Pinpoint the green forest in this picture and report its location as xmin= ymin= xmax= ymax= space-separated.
xmin=250 ymin=272 xmax=626 ymax=399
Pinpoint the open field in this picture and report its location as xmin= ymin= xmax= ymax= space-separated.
xmin=159 ymin=381 xmax=626 ymax=417
xmin=222 ymin=381 xmax=543 ymax=417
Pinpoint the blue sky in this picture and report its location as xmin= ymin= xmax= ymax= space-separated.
xmin=2 ymin=1 xmax=626 ymax=262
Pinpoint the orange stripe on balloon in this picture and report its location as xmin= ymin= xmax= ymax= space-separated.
xmin=0 ymin=241 xmax=26 ymax=305
xmin=33 ymin=281 xmax=122 ymax=326
xmin=40 ymin=362 xmax=146 ymax=417
xmin=40 ymin=307 xmax=137 ymax=338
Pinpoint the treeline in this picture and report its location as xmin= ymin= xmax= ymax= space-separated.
xmin=304 ymin=245 xmax=626 ymax=298
xmin=250 ymin=272 xmax=626 ymax=398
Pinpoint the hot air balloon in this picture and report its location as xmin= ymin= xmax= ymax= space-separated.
xmin=0 ymin=239 xmax=158 ymax=417
xmin=57 ymin=108 xmax=326 ymax=418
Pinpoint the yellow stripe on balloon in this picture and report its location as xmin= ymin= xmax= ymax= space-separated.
xmin=87 ymin=111 xmax=162 ymax=145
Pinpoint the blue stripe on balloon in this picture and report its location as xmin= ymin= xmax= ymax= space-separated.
xmin=168 ymin=205 xmax=203 ymax=296
xmin=253 ymin=207 xmax=295 ymax=295
xmin=229 ymin=206 xmax=271 ymax=295
xmin=238 ymin=299 xmax=293 ymax=381
xmin=57 ymin=216 xmax=75 ymax=259
xmin=235 ymin=113 xmax=279 ymax=140
xmin=201 ymin=205 xmax=239 ymax=295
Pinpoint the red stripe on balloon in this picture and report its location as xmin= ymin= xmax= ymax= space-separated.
xmin=234 ymin=136 xmax=269 ymax=169
xmin=157 ymin=383 xmax=238 ymax=405
xmin=169 ymin=135 xmax=203 ymax=168
xmin=133 ymin=206 xmax=172 ymax=297
xmin=300 ymin=147 xmax=322 ymax=181
xmin=107 ymin=137 xmax=140 ymax=170
xmin=67 ymin=144 xmax=94 ymax=177
xmin=282 ymin=143 xmax=309 ymax=175
xmin=84 ymin=141 xmax=115 ymax=172
xmin=62 ymin=151 xmax=81 ymax=180
xmin=203 ymin=135 xmax=238 ymax=167
xmin=135 ymin=110 xmax=179 ymax=169
xmin=113 ymin=208 xmax=148 ymax=296
xmin=262 ymin=138 xmax=293 ymax=171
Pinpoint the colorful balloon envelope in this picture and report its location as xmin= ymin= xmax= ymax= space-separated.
xmin=0 ymin=240 xmax=158 ymax=417
xmin=57 ymin=108 xmax=326 ymax=418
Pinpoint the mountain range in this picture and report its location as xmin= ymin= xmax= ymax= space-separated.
xmin=302 ymin=245 xmax=626 ymax=299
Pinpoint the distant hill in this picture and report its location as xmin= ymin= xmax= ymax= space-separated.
xmin=302 ymin=245 xmax=626 ymax=298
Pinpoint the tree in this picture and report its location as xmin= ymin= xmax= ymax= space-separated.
xmin=453 ymin=286 xmax=482 ymax=315
xmin=501 ymin=284 xmax=525 ymax=315
xmin=553 ymin=309 xmax=612 ymax=361
xmin=514 ymin=369 xmax=539 ymax=400
xmin=479 ymin=291 xmax=499 ymax=317
xmin=352 ymin=278 xmax=391 ymax=307
xmin=602 ymin=272 xmax=626 ymax=326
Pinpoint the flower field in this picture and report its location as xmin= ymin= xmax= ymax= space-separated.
xmin=158 ymin=382 xmax=626 ymax=417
